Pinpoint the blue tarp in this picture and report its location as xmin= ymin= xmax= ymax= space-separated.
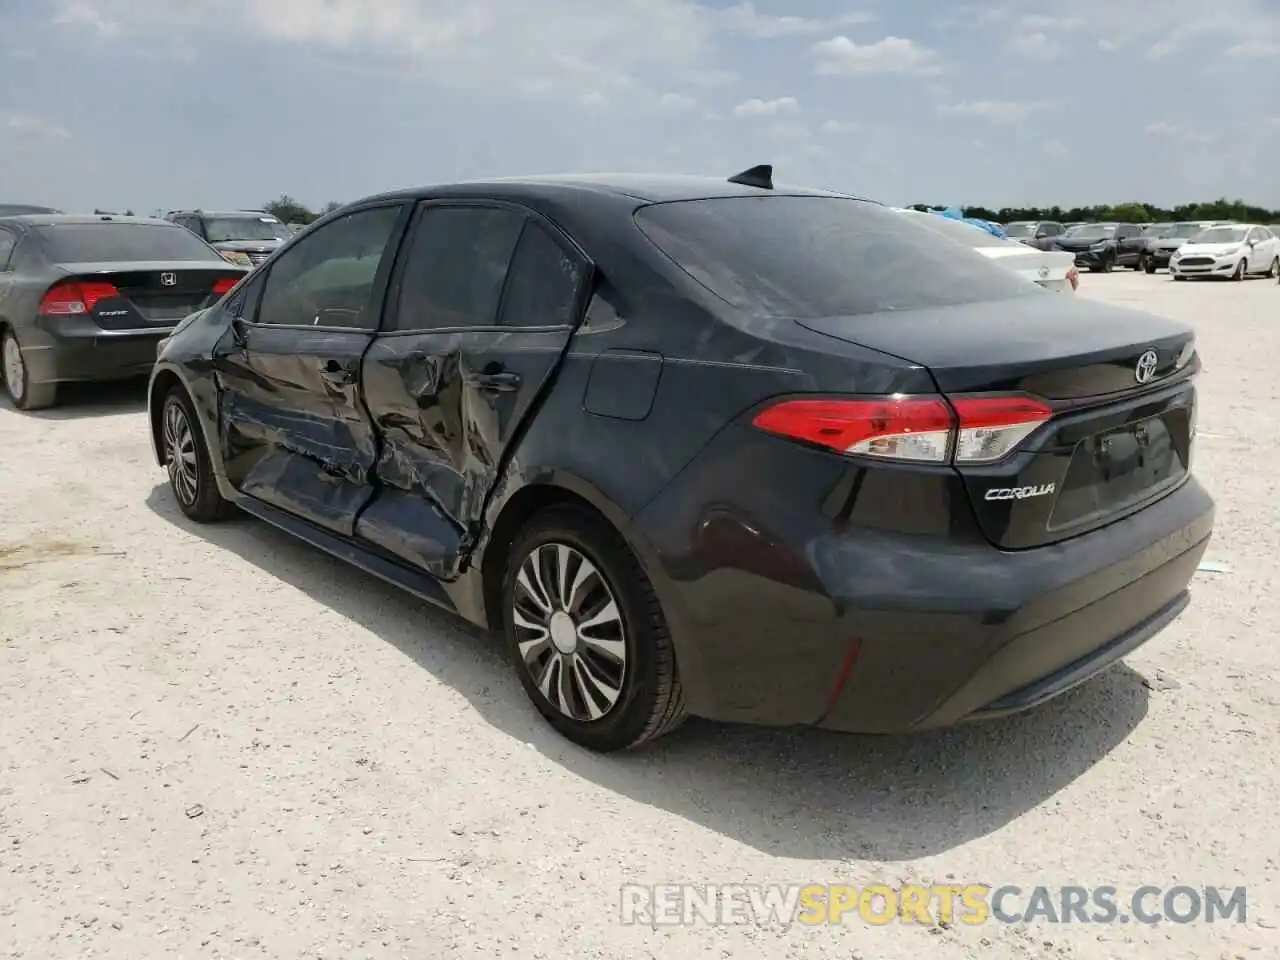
xmin=930 ymin=206 xmax=1007 ymax=238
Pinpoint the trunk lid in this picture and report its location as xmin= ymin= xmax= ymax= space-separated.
xmin=53 ymin=261 xmax=247 ymax=329
xmin=795 ymin=295 xmax=1198 ymax=549
xmin=977 ymin=247 xmax=1075 ymax=291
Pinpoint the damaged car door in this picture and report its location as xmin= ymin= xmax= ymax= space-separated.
xmin=356 ymin=200 xmax=592 ymax=577
xmin=214 ymin=202 xmax=409 ymax=535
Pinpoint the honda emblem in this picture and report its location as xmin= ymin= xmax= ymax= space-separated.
xmin=159 ymin=272 xmax=177 ymax=286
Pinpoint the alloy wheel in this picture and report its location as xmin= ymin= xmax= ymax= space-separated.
xmin=163 ymin=399 xmax=199 ymax=506
xmin=512 ymin=542 xmax=627 ymax=722
xmin=2 ymin=336 xmax=25 ymax=401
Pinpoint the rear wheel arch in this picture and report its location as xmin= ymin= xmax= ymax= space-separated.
xmin=480 ymin=482 xmax=630 ymax=633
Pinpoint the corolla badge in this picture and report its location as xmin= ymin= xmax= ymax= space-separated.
xmin=1134 ymin=349 xmax=1159 ymax=384
xmin=984 ymin=483 xmax=1056 ymax=501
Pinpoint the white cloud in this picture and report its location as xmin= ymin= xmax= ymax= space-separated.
xmin=732 ymin=96 xmax=800 ymax=118
xmin=1042 ymin=139 xmax=1069 ymax=159
xmin=3 ymin=113 xmax=74 ymax=141
xmin=1227 ymin=38 xmax=1280 ymax=57
xmin=970 ymin=1 xmax=1279 ymax=58
xmin=938 ymin=100 xmax=1054 ymax=125
xmin=812 ymin=35 xmax=942 ymax=75
xmin=50 ymin=0 xmax=715 ymax=101
xmin=719 ymin=4 xmax=874 ymax=39
xmin=820 ymin=119 xmax=859 ymax=133
xmin=1144 ymin=120 xmax=1218 ymax=143
xmin=658 ymin=92 xmax=698 ymax=112
xmin=1006 ymin=31 xmax=1065 ymax=59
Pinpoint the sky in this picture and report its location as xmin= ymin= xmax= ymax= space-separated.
xmin=2 ymin=0 xmax=1279 ymax=214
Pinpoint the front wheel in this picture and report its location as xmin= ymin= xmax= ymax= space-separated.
xmin=1268 ymin=257 xmax=1279 ymax=279
xmin=1144 ymin=261 xmax=1157 ymax=274
xmin=1231 ymin=258 xmax=1246 ymax=281
xmin=1100 ymin=256 xmax=1114 ymax=274
xmin=2 ymin=332 xmax=57 ymax=411
xmin=502 ymin=505 xmax=686 ymax=752
xmin=161 ymin=386 xmax=234 ymax=523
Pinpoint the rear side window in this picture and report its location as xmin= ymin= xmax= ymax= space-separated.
xmin=34 ymin=223 xmax=222 ymax=263
xmin=389 ymin=206 xmax=524 ymax=331
xmin=0 ymin=227 xmax=16 ymax=268
xmin=634 ymin=197 xmax=1039 ymax=319
xmin=498 ymin=222 xmax=588 ymax=327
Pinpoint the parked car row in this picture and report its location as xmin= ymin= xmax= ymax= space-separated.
xmin=0 ymin=169 xmax=1221 ymax=754
xmin=1000 ymin=217 xmax=1280 ymax=280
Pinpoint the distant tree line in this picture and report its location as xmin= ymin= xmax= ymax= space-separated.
xmin=261 ymin=195 xmax=343 ymax=225
xmin=908 ymin=198 xmax=1280 ymax=225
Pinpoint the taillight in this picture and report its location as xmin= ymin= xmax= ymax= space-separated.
xmin=38 ymin=280 xmax=120 ymax=316
xmin=211 ymin=277 xmax=238 ymax=296
xmin=949 ymin=395 xmax=1053 ymax=463
xmin=751 ymin=394 xmax=1054 ymax=465
xmin=752 ymin=397 xmax=954 ymax=463
xmin=1066 ymin=266 xmax=1079 ymax=290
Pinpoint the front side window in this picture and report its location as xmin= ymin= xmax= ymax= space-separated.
xmin=256 ymin=205 xmax=402 ymax=329
xmin=635 ymin=196 xmax=1039 ymax=320
xmin=389 ymin=205 xmax=524 ymax=332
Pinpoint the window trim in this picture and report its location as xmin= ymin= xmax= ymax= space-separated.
xmin=0 ymin=225 xmax=18 ymax=270
xmin=239 ymin=199 xmax=410 ymax=333
xmin=377 ymin=198 xmax=593 ymax=337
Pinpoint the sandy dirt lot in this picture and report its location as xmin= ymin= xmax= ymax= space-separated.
xmin=1 ymin=272 xmax=1277 ymax=959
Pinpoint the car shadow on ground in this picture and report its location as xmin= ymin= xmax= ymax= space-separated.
xmin=3 ymin=378 xmax=149 ymax=419
xmin=144 ymin=484 xmax=1151 ymax=862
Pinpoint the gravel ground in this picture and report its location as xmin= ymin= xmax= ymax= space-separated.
xmin=1 ymin=272 xmax=1277 ymax=959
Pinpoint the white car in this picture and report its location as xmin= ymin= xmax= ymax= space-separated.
xmin=1169 ymin=224 xmax=1280 ymax=281
xmin=897 ymin=209 xmax=1078 ymax=292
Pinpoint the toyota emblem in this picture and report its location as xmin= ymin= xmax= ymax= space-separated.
xmin=159 ymin=272 xmax=177 ymax=286
xmin=1134 ymin=349 xmax=1159 ymax=384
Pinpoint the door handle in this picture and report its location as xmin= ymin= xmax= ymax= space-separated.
xmin=319 ymin=359 xmax=357 ymax=384
xmin=467 ymin=369 xmax=522 ymax=392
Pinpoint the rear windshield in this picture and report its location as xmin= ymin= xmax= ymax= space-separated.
xmin=902 ymin=211 xmax=1016 ymax=248
xmin=203 ymin=217 xmax=291 ymax=242
xmin=35 ymin=223 xmax=222 ymax=263
xmin=634 ymin=196 xmax=1039 ymax=319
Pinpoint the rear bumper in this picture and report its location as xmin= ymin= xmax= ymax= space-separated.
xmin=23 ymin=316 xmax=173 ymax=384
xmin=636 ymin=437 xmax=1214 ymax=733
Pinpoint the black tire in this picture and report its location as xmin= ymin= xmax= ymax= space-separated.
xmin=1 ymin=331 xmax=57 ymax=411
xmin=1101 ymin=255 xmax=1114 ymax=274
xmin=161 ymin=385 xmax=234 ymax=523
xmin=1231 ymin=258 xmax=1246 ymax=281
xmin=502 ymin=504 xmax=686 ymax=752
xmin=1268 ymin=257 xmax=1279 ymax=280
xmin=1144 ymin=262 xmax=1157 ymax=274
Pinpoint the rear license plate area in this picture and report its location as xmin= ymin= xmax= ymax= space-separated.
xmin=1048 ymin=414 xmax=1189 ymax=530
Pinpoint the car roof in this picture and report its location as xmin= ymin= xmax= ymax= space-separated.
xmin=359 ymin=173 xmax=865 ymax=206
xmin=2 ymin=214 xmax=178 ymax=227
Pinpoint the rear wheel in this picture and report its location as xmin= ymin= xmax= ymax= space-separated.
xmin=161 ymin=386 xmax=234 ymax=523
xmin=502 ymin=504 xmax=686 ymax=752
xmin=2 ymin=332 xmax=57 ymax=411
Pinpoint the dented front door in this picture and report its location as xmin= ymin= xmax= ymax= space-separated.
xmin=214 ymin=203 xmax=409 ymax=536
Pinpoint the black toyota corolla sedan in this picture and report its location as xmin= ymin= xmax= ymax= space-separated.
xmin=147 ymin=167 xmax=1214 ymax=752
